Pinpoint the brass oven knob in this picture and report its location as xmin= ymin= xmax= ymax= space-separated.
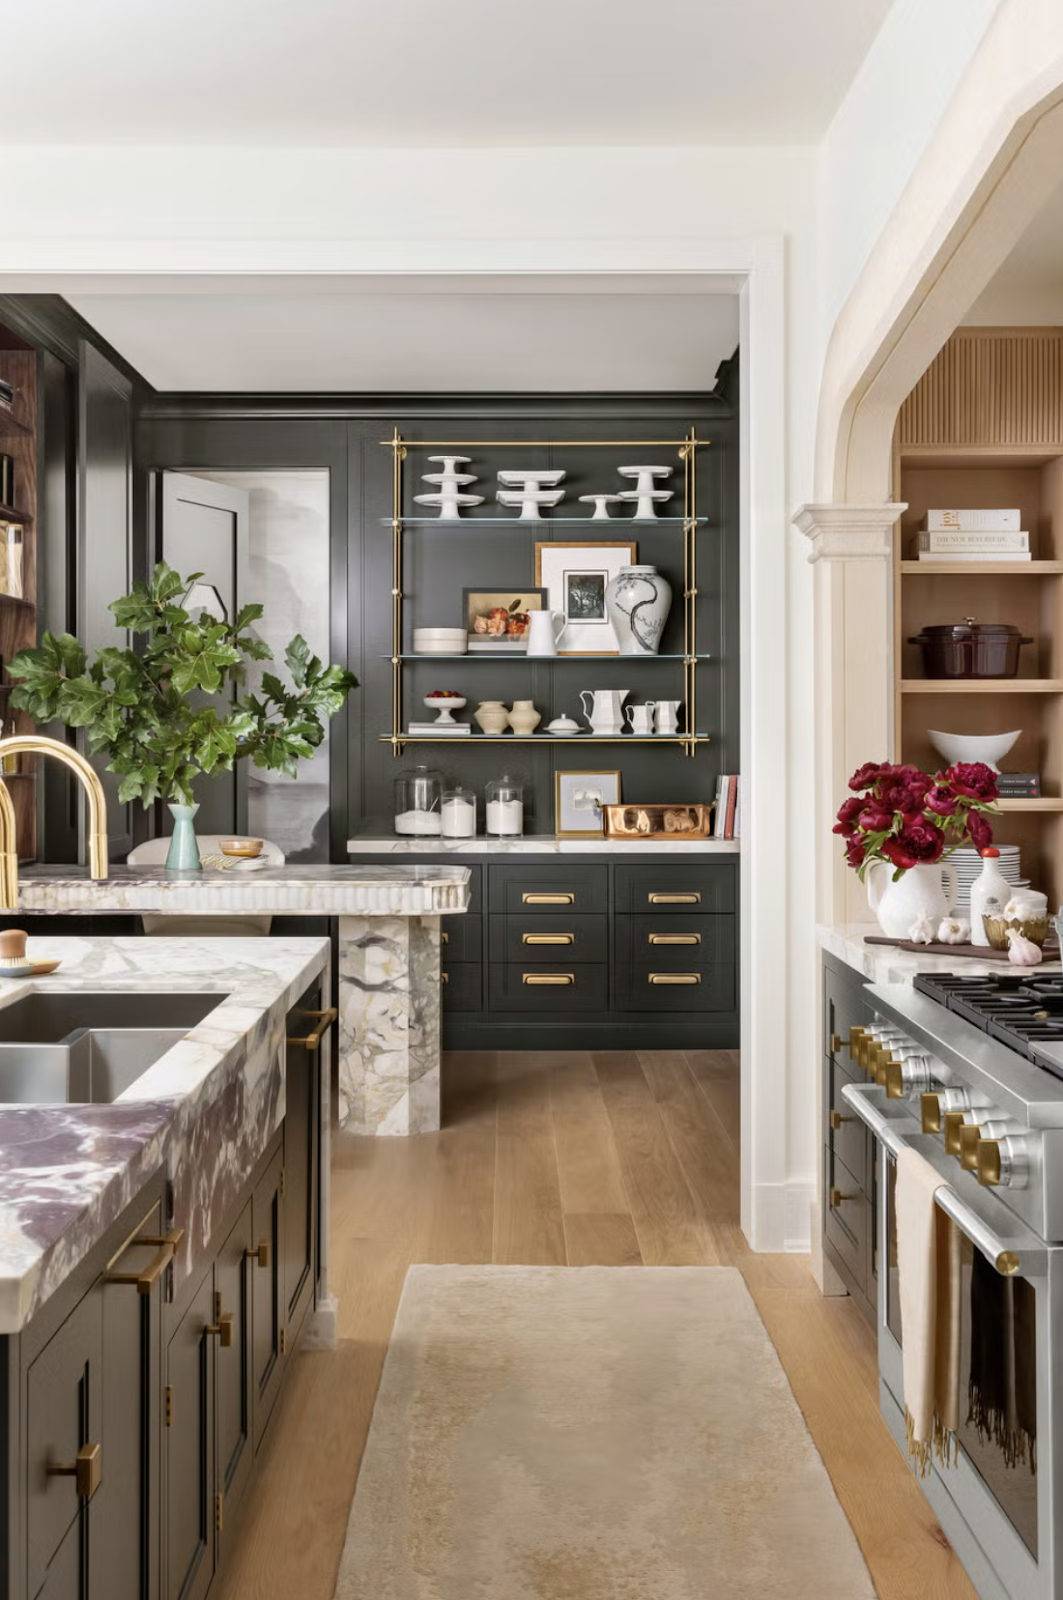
xmin=977 ymin=1139 xmax=1002 ymax=1187
xmin=944 ymin=1110 xmax=979 ymax=1156
xmin=976 ymin=1135 xmax=1030 ymax=1190
xmin=921 ymin=1093 xmax=942 ymax=1133
xmin=849 ymin=1026 xmax=870 ymax=1068
xmin=959 ymin=1123 xmax=983 ymax=1171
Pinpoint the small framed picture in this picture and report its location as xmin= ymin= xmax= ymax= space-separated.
xmin=463 ymin=588 xmax=547 ymax=651
xmin=555 ymin=769 xmax=622 ymax=838
xmin=535 ymin=541 xmax=637 ymax=654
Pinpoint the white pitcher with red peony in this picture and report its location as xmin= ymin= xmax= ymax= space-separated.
xmin=865 ymin=860 xmax=959 ymax=939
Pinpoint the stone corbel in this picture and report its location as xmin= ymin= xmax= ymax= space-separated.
xmin=793 ymin=503 xmax=906 ymax=561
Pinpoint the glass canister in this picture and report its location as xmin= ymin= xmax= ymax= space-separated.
xmin=441 ymin=785 xmax=477 ymax=839
xmin=394 ymin=765 xmax=444 ymax=836
xmin=485 ymin=773 xmax=524 ymax=837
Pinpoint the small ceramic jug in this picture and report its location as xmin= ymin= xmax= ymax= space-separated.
xmin=526 ymin=611 xmax=567 ymax=657
xmin=474 ymin=700 xmax=510 ymax=736
xmin=508 ymin=699 xmax=541 ymax=736
xmin=625 ymin=703 xmax=656 ymax=735
xmin=654 ymin=701 xmax=681 ymax=735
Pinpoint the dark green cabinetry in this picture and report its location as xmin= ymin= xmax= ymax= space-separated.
xmin=821 ymin=951 xmax=876 ymax=1327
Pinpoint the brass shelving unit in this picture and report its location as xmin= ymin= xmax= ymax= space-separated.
xmin=380 ymin=427 xmax=711 ymax=756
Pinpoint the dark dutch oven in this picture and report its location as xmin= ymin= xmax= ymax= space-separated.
xmin=908 ymin=617 xmax=1032 ymax=679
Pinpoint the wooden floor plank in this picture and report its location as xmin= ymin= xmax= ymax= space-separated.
xmin=686 ymin=1046 xmax=741 ymax=1149
xmin=492 ymin=1132 xmax=567 ymax=1265
xmin=549 ymin=1051 xmax=630 ymax=1215
xmin=563 ymin=1211 xmax=642 ymax=1266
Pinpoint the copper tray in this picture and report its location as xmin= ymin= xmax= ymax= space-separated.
xmin=603 ymin=803 xmax=714 ymax=840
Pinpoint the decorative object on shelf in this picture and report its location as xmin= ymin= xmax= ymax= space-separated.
xmin=507 ymin=699 xmax=541 ymax=736
xmin=995 ymin=772 xmax=1041 ymax=798
xmin=544 ymin=714 xmax=584 ymax=736
xmin=624 ymin=702 xmax=656 ymax=735
xmin=525 ymin=610 xmax=567 ymax=657
xmin=0 ymin=929 xmax=61 ymax=978
xmin=441 ymin=786 xmax=477 ymax=839
xmin=8 ymin=561 xmax=357 ymax=873
xmin=927 ymin=728 xmax=1021 ymax=774
xmin=424 ymin=691 xmax=467 ymax=726
xmin=578 ymin=688 xmax=629 ymax=736
xmin=394 ymin=764 xmax=444 ymax=836
xmin=486 ymin=773 xmax=524 ymax=836
xmin=604 ymin=564 xmax=673 ymax=655
xmin=578 ymin=494 xmax=623 ymax=519
xmin=473 ymin=700 xmax=510 ymax=735
xmin=909 ymin=619 xmax=1032 ymax=679
xmin=653 ymin=700 xmax=681 ymax=735
xmin=464 ymin=589 xmax=544 ymax=651
xmin=413 ymin=455 xmax=484 ymax=520
xmin=555 ymin=769 xmax=621 ymax=838
xmin=917 ymin=508 xmax=1030 ymax=562
xmin=496 ymin=469 xmax=566 ymax=520
xmin=413 ymin=627 xmax=468 ymax=656
xmin=603 ymin=802 xmax=713 ymax=839
xmin=165 ymin=802 xmax=202 ymax=871
xmin=535 ymin=541 xmax=637 ymax=655
xmin=616 ymin=464 xmax=674 ymax=519
xmin=220 ymin=836 xmax=263 ymax=858
xmin=834 ymin=758 xmax=1001 ymax=937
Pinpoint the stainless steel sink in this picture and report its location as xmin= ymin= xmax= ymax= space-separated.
xmin=0 ymin=991 xmax=228 ymax=1105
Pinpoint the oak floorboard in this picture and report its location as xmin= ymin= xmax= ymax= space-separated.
xmin=549 ymin=1051 xmax=630 ymax=1215
xmin=686 ymin=1046 xmax=741 ymax=1149
xmin=493 ymin=1132 xmax=568 ymax=1265
xmin=563 ymin=1211 xmax=643 ymax=1266
xmin=637 ymin=1048 xmax=746 ymax=1264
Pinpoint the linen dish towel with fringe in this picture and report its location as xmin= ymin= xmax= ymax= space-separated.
xmin=896 ymin=1147 xmax=962 ymax=1475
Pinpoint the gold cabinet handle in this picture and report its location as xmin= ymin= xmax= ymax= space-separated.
xmin=287 ymin=1006 xmax=338 ymax=1051
xmin=441 ymin=931 xmax=449 ymax=944
xmin=204 ymin=1313 xmax=234 ymax=1349
xmin=649 ymin=933 xmax=701 ymax=946
xmin=648 ymin=892 xmax=701 ymax=904
xmin=522 ymin=973 xmax=575 ymax=985
xmin=523 ymin=892 xmax=575 ymax=905
xmin=48 ymin=1442 xmax=102 ymax=1499
xmin=440 ymin=972 xmax=449 ymax=984
xmin=522 ymin=933 xmax=575 ymax=945
xmin=828 ymin=1187 xmax=854 ymax=1208
xmin=648 ymin=973 xmax=701 ymax=985
xmin=829 ymin=1111 xmax=851 ymax=1131
xmin=830 ymin=1032 xmax=846 ymax=1053
xmin=104 ymin=1227 xmax=185 ymax=1295
xmin=246 ymin=1239 xmax=271 ymax=1269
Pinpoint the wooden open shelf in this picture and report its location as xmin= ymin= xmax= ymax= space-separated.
xmin=899 ymin=560 xmax=1063 ymax=575
xmin=900 ymin=679 xmax=1063 ymax=693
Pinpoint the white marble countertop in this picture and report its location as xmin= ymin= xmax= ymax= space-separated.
xmin=348 ymin=834 xmax=740 ymax=855
xmin=819 ymin=922 xmax=1063 ymax=985
xmin=0 ymin=935 xmax=330 ymax=1333
xmin=14 ymin=863 xmax=470 ymax=916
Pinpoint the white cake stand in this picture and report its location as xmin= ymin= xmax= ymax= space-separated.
xmin=414 ymin=491 xmax=485 ymax=519
xmin=497 ymin=469 xmax=566 ymax=488
xmin=617 ymin=465 xmax=675 ymax=519
xmin=496 ymin=488 xmax=566 ymax=520
xmin=579 ymin=494 xmax=623 ymax=520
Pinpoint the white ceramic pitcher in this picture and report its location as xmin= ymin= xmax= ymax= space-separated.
xmin=579 ymin=688 xmax=630 ymax=735
xmin=865 ymin=859 xmax=959 ymax=939
xmin=526 ymin=610 xmax=567 ymax=657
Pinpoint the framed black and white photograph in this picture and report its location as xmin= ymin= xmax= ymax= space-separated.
xmin=554 ymin=769 xmax=622 ymax=838
xmin=535 ymin=541 xmax=636 ymax=654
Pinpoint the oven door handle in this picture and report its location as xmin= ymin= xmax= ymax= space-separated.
xmin=841 ymin=1083 xmax=1047 ymax=1280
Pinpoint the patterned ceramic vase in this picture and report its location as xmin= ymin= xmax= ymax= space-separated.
xmin=165 ymin=802 xmax=202 ymax=871
xmin=604 ymin=564 xmax=672 ymax=655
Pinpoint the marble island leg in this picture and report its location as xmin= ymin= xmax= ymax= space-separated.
xmin=336 ymin=914 xmax=442 ymax=1135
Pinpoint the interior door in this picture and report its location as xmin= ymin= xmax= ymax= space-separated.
xmin=158 ymin=472 xmax=249 ymax=837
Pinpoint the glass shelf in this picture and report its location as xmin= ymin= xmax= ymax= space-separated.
xmin=382 ymin=652 xmax=712 ymax=661
xmin=382 ymin=516 xmax=707 ymax=526
xmin=380 ymin=733 xmax=711 ymax=745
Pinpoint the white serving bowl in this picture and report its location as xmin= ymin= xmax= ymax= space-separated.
xmin=927 ymin=729 xmax=1021 ymax=773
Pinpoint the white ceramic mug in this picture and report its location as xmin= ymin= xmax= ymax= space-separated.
xmin=625 ymin=702 xmax=656 ymax=735
xmin=526 ymin=610 xmax=567 ymax=657
xmin=654 ymin=701 xmax=681 ymax=735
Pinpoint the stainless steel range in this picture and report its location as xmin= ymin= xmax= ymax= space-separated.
xmin=842 ymin=972 xmax=1063 ymax=1600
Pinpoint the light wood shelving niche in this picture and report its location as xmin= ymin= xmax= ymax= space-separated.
xmin=894 ymin=329 xmax=1063 ymax=907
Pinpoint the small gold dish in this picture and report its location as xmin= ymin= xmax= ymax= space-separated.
xmin=220 ymin=837 xmax=263 ymax=859
xmin=982 ymin=914 xmax=1049 ymax=951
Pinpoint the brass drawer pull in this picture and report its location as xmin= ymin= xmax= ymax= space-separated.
xmin=204 ymin=1312 xmax=234 ymax=1348
xmin=246 ymin=1239 xmax=271 ymax=1269
xmin=828 ymin=1187 xmax=854 ymax=1209
xmin=648 ymin=892 xmax=701 ymax=904
xmin=104 ymin=1227 xmax=185 ymax=1294
xmin=829 ymin=1111 xmax=852 ymax=1131
xmin=523 ymin=933 xmax=575 ymax=945
xmin=48 ymin=1442 xmax=101 ymax=1499
xmin=648 ymin=973 xmax=701 ymax=985
xmin=441 ymin=931 xmax=449 ymax=944
xmin=441 ymin=972 xmax=449 ymax=984
xmin=523 ymin=892 xmax=575 ymax=905
xmin=287 ymin=1006 xmax=338 ymax=1051
xmin=648 ymin=933 xmax=701 ymax=946
xmin=522 ymin=973 xmax=575 ymax=986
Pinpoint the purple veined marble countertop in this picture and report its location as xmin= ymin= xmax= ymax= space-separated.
xmin=0 ymin=935 xmax=331 ymax=1334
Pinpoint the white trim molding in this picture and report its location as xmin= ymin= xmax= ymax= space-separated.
xmin=793 ymin=502 xmax=906 ymax=562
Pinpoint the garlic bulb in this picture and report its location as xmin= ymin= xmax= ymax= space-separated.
xmin=937 ymin=917 xmax=970 ymax=945
xmin=1005 ymin=896 xmax=1041 ymax=921
xmin=908 ymin=913 xmax=937 ymax=945
xmin=1006 ymin=927 xmax=1043 ymax=967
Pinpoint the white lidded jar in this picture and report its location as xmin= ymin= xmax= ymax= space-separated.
xmin=970 ymin=847 xmax=1013 ymax=947
xmin=486 ymin=774 xmax=524 ymax=837
xmin=394 ymin=765 xmax=444 ymax=836
xmin=441 ymin=786 xmax=477 ymax=839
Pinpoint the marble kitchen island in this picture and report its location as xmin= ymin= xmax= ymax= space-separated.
xmin=11 ymin=863 xmax=471 ymax=1136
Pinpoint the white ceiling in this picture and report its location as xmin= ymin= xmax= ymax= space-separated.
xmin=964 ymin=179 xmax=1063 ymax=325
xmin=4 ymin=0 xmax=893 ymax=147
xmin=66 ymin=279 xmax=741 ymax=391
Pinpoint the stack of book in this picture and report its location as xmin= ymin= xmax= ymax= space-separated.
xmin=996 ymin=773 xmax=1041 ymax=799
xmin=916 ymin=508 xmax=1030 ymax=562
xmin=712 ymin=774 xmax=740 ymax=839
xmin=407 ymin=721 xmax=470 ymax=736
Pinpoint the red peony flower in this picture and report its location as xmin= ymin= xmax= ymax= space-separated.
xmin=833 ymin=795 xmax=864 ymax=836
xmin=844 ymin=835 xmax=867 ymax=869
xmin=946 ymin=762 xmax=999 ymax=803
xmin=849 ymin=761 xmax=888 ymax=792
xmin=858 ymin=805 xmax=895 ymax=833
xmin=883 ymin=817 xmax=945 ymax=870
xmin=876 ymin=773 xmax=932 ymax=816
xmin=967 ymin=810 xmax=994 ymax=852
xmin=925 ymin=785 xmax=959 ymax=817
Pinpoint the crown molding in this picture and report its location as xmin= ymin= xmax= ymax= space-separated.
xmin=792 ymin=503 xmax=906 ymax=563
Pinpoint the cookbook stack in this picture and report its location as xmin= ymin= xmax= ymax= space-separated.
xmin=916 ymin=508 xmax=1030 ymax=562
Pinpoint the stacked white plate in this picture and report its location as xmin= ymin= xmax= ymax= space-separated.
xmin=948 ymin=846 xmax=1028 ymax=916
xmin=413 ymin=627 xmax=467 ymax=657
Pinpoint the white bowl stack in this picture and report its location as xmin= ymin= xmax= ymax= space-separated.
xmin=948 ymin=846 xmax=1027 ymax=917
xmin=413 ymin=627 xmax=467 ymax=656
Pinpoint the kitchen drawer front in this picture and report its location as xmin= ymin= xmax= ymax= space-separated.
xmin=615 ymin=912 xmax=733 ymax=966
xmin=489 ymin=963 xmax=609 ymax=1012
xmin=441 ymin=961 xmax=482 ymax=1012
xmin=492 ymin=913 xmax=608 ymax=964
xmin=440 ymin=913 xmax=481 ymax=963
xmin=823 ymin=1145 xmax=868 ymax=1294
xmin=823 ymin=954 xmax=872 ymax=1070
xmin=618 ymin=962 xmax=736 ymax=1012
xmin=27 ymin=1281 xmax=104 ymax=1596
xmin=614 ymin=862 xmax=736 ymax=915
xmin=826 ymin=1054 xmax=868 ymax=1193
xmin=489 ymin=863 xmax=608 ymax=916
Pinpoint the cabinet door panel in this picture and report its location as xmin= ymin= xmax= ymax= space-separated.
xmin=251 ymin=1147 xmax=285 ymax=1449
xmin=164 ymin=1275 xmax=214 ymax=1600
xmin=27 ymin=1287 xmax=103 ymax=1597
xmin=614 ymin=863 xmax=736 ymax=915
xmin=214 ymin=1201 xmax=252 ymax=1545
xmin=284 ymin=1012 xmax=320 ymax=1346
xmin=35 ymin=1511 xmax=86 ymax=1600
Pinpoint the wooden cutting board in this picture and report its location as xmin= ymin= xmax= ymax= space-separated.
xmin=864 ymin=935 xmax=1060 ymax=962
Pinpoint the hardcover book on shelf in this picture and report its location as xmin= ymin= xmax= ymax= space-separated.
xmin=917 ymin=529 xmax=1029 ymax=552
xmin=926 ymin=508 xmax=1021 ymax=531
xmin=723 ymin=775 xmax=738 ymax=840
xmin=996 ymin=773 xmax=1041 ymax=797
xmin=713 ymin=776 xmax=727 ymax=838
xmin=407 ymin=723 xmax=470 ymax=735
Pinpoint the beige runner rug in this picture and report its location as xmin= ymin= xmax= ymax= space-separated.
xmin=333 ymin=1265 xmax=875 ymax=1600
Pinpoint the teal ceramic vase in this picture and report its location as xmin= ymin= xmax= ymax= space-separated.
xmin=165 ymin=802 xmax=202 ymax=872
